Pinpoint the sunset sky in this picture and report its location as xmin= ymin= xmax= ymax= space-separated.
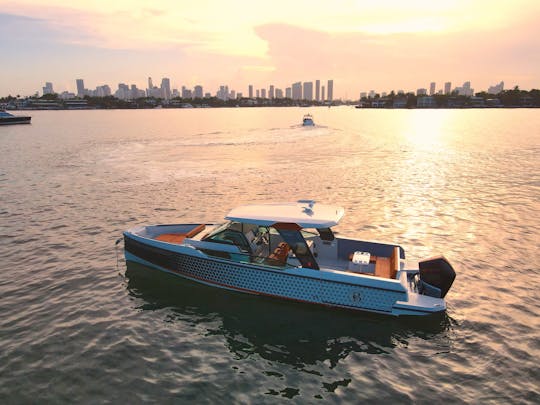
xmin=1 ymin=0 xmax=539 ymax=98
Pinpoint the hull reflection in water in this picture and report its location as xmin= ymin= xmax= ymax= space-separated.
xmin=125 ymin=262 xmax=453 ymax=367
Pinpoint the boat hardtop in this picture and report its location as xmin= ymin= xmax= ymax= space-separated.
xmin=225 ymin=200 xmax=343 ymax=228
xmin=123 ymin=200 xmax=456 ymax=316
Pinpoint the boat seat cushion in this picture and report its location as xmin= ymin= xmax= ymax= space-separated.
xmin=155 ymin=224 xmax=206 ymax=244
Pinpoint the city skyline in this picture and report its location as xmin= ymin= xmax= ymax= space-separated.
xmin=1 ymin=1 xmax=539 ymax=97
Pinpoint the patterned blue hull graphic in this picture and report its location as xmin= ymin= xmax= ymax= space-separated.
xmin=124 ymin=236 xmax=407 ymax=314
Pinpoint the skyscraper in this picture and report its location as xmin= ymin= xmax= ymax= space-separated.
xmin=161 ymin=78 xmax=171 ymax=100
xmin=315 ymin=80 xmax=320 ymax=101
xmin=292 ymin=82 xmax=302 ymax=100
xmin=269 ymin=85 xmax=274 ymax=99
xmin=321 ymin=86 xmax=325 ymax=101
xmin=42 ymin=82 xmax=54 ymax=95
xmin=444 ymin=82 xmax=451 ymax=95
xmin=430 ymin=82 xmax=436 ymax=95
xmin=327 ymin=80 xmax=333 ymax=101
xmin=303 ymin=82 xmax=313 ymax=101
xmin=248 ymin=84 xmax=253 ymax=98
xmin=193 ymin=85 xmax=203 ymax=99
xmin=76 ymin=79 xmax=85 ymax=97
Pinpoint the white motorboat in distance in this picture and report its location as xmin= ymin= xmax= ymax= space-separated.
xmin=0 ymin=111 xmax=31 ymax=125
xmin=302 ymin=114 xmax=314 ymax=126
xmin=123 ymin=201 xmax=456 ymax=316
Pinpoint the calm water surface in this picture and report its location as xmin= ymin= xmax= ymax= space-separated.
xmin=1 ymin=107 xmax=539 ymax=403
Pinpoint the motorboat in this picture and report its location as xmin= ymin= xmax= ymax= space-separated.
xmin=0 ymin=111 xmax=31 ymax=125
xmin=302 ymin=114 xmax=314 ymax=126
xmin=123 ymin=200 xmax=456 ymax=316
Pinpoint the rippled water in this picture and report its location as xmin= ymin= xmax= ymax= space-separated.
xmin=1 ymin=107 xmax=538 ymax=403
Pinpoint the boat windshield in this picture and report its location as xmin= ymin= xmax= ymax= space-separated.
xmin=275 ymin=227 xmax=319 ymax=270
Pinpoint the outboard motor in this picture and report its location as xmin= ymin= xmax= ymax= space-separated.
xmin=418 ymin=256 xmax=456 ymax=298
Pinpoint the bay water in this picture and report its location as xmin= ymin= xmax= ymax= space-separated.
xmin=1 ymin=107 xmax=538 ymax=403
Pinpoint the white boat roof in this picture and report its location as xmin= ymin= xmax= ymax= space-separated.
xmin=225 ymin=200 xmax=345 ymax=228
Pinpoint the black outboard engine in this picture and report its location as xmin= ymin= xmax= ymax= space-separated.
xmin=418 ymin=256 xmax=456 ymax=298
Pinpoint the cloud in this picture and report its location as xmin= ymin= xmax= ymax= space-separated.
xmin=254 ymin=20 xmax=540 ymax=93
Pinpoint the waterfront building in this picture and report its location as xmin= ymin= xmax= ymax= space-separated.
xmin=59 ymin=91 xmax=76 ymax=100
xmin=256 ymin=89 xmax=260 ymax=98
xmin=285 ymin=87 xmax=292 ymax=99
xmin=269 ymin=85 xmax=274 ymax=99
xmin=261 ymin=89 xmax=266 ymax=99
xmin=237 ymin=92 xmax=242 ymax=99
xmin=275 ymin=88 xmax=283 ymax=99
xmin=194 ymin=85 xmax=203 ymax=98
xmin=303 ymin=82 xmax=313 ymax=101
xmin=417 ymin=88 xmax=427 ymax=96
xmin=327 ymin=80 xmax=333 ymax=101
xmin=115 ymin=83 xmax=130 ymax=100
xmin=369 ymin=90 xmax=375 ymax=99
xmin=248 ymin=85 xmax=253 ymax=98
xmin=417 ymin=96 xmax=437 ymax=108
xmin=217 ymin=85 xmax=229 ymax=100
xmin=444 ymin=82 xmax=452 ymax=95
xmin=455 ymin=81 xmax=474 ymax=97
xmin=315 ymin=80 xmax=320 ymax=101
xmin=321 ymin=86 xmax=325 ymax=101
xmin=430 ymin=82 xmax=436 ymax=95
xmin=76 ymin=79 xmax=85 ymax=97
xmin=161 ymin=78 xmax=171 ymax=100
xmin=42 ymin=82 xmax=54 ymax=95
xmin=182 ymin=87 xmax=192 ymax=99
xmin=95 ymin=85 xmax=111 ymax=97
xmin=292 ymin=82 xmax=302 ymax=100
xmin=488 ymin=81 xmax=504 ymax=94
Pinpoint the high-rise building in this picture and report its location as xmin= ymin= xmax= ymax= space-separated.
xmin=303 ymin=82 xmax=313 ymax=101
xmin=115 ymin=83 xmax=130 ymax=99
xmin=160 ymin=78 xmax=171 ymax=100
xmin=429 ymin=82 xmax=436 ymax=95
xmin=444 ymin=82 xmax=452 ymax=95
xmin=261 ymin=88 xmax=266 ymax=99
xmin=321 ymin=86 xmax=325 ymax=101
xmin=248 ymin=84 xmax=253 ymax=98
xmin=217 ymin=85 xmax=229 ymax=100
xmin=275 ymin=88 xmax=283 ymax=98
xmin=417 ymin=88 xmax=427 ymax=96
xmin=269 ymin=85 xmax=274 ymax=99
xmin=292 ymin=82 xmax=302 ymax=100
xmin=76 ymin=79 xmax=85 ymax=97
xmin=285 ymin=87 xmax=292 ymax=98
xmin=256 ymin=89 xmax=260 ymax=98
xmin=488 ymin=81 xmax=504 ymax=94
xmin=315 ymin=80 xmax=320 ymax=101
xmin=193 ymin=85 xmax=203 ymax=98
xmin=42 ymin=82 xmax=54 ymax=95
xmin=148 ymin=77 xmax=153 ymax=90
xmin=327 ymin=80 xmax=333 ymax=101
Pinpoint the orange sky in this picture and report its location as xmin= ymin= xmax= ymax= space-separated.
xmin=1 ymin=0 xmax=539 ymax=97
